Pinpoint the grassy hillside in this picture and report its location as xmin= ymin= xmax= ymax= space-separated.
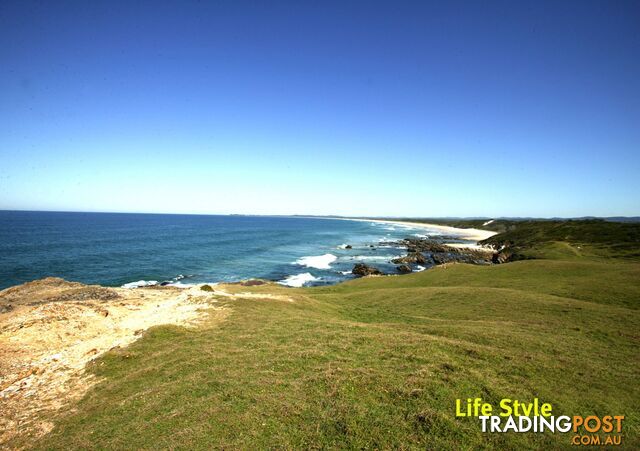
xmin=20 ymin=223 xmax=640 ymax=449
xmin=479 ymin=219 xmax=640 ymax=260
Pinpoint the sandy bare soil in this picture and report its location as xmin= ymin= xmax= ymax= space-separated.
xmin=0 ymin=278 xmax=226 ymax=447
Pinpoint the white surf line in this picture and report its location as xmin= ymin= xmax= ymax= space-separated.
xmin=295 ymin=253 xmax=337 ymax=269
xmin=311 ymin=217 xmax=498 ymax=242
xmin=443 ymin=242 xmax=495 ymax=253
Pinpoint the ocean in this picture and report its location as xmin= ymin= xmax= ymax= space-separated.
xmin=0 ymin=211 xmax=469 ymax=290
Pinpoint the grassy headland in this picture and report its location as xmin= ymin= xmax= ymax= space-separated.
xmin=389 ymin=217 xmax=640 ymax=260
xmin=17 ymin=220 xmax=640 ymax=449
xmin=478 ymin=219 xmax=640 ymax=260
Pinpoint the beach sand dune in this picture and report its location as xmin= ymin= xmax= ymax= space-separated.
xmin=0 ymin=278 xmax=225 ymax=446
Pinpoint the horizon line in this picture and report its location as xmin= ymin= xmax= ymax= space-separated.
xmin=0 ymin=209 xmax=638 ymax=220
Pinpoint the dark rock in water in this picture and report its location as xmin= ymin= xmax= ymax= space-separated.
xmin=388 ymin=238 xmax=451 ymax=253
xmin=391 ymin=252 xmax=427 ymax=265
xmin=369 ymin=245 xmax=375 ymax=248
xmin=418 ymin=241 xmax=451 ymax=253
xmin=431 ymin=253 xmax=454 ymax=265
xmin=345 ymin=244 xmax=352 ymax=249
xmin=383 ymin=237 xmax=494 ymax=267
xmin=396 ymin=264 xmax=412 ymax=273
xmin=352 ymin=263 xmax=383 ymax=276
xmin=160 ymin=281 xmax=171 ymax=286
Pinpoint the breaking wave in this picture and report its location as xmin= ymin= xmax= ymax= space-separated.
xmin=121 ymin=280 xmax=158 ymax=288
xmin=295 ymin=254 xmax=337 ymax=269
xmin=278 ymin=273 xmax=319 ymax=287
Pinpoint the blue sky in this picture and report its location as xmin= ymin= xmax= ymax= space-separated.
xmin=1 ymin=0 xmax=639 ymax=217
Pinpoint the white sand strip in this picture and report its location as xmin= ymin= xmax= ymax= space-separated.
xmin=326 ymin=217 xmax=498 ymax=242
xmin=443 ymin=242 xmax=495 ymax=252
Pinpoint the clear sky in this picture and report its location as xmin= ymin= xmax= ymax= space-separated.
xmin=1 ymin=0 xmax=638 ymax=217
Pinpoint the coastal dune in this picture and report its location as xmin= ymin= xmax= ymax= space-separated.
xmin=0 ymin=278 xmax=224 ymax=445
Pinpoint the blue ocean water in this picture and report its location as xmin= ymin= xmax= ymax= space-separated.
xmin=0 ymin=211 xmax=453 ymax=290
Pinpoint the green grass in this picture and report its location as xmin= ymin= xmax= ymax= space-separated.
xmin=479 ymin=219 xmax=640 ymax=260
xmin=388 ymin=217 xmax=640 ymax=259
xmin=26 ymin=224 xmax=640 ymax=449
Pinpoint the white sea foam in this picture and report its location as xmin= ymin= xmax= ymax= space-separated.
xmin=295 ymin=253 xmax=337 ymax=269
xmin=350 ymin=255 xmax=402 ymax=261
xmin=164 ymin=282 xmax=195 ymax=288
xmin=340 ymin=270 xmax=354 ymax=275
xmin=121 ymin=280 xmax=158 ymax=289
xmin=278 ymin=273 xmax=319 ymax=287
xmin=413 ymin=265 xmax=426 ymax=272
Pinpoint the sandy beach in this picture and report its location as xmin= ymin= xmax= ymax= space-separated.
xmin=325 ymin=217 xmax=498 ymax=242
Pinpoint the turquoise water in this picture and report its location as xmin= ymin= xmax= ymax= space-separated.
xmin=0 ymin=211 xmax=457 ymax=289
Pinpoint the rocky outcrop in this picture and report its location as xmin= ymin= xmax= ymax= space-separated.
xmin=396 ymin=264 xmax=412 ymax=273
xmin=489 ymin=248 xmax=533 ymax=263
xmin=431 ymin=254 xmax=449 ymax=265
xmin=382 ymin=238 xmax=494 ymax=267
xmin=345 ymin=245 xmax=352 ymax=249
xmin=403 ymin=239 xmax=451 ymax=254
xmin=352 ymin=263 xmax=383 ymax=276
xmin=391 ymin=256 xmax=408 ymax=264
xmin=391 ymin=252 xmax=427 ymax=265
xmin=431 ymin=253 xmax=470 ymax=265
xmin=492 ymin=249 xmax=513 ymax=264
xmin=0 ymin=278 xmax=120 ymax=309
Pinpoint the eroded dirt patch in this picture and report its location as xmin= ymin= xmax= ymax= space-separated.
xmin=0 ymin=278 xmax=225 ymax=448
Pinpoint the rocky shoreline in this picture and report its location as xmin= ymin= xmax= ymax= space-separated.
xmin=346 ymin=237 xmax=513 ymax=277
